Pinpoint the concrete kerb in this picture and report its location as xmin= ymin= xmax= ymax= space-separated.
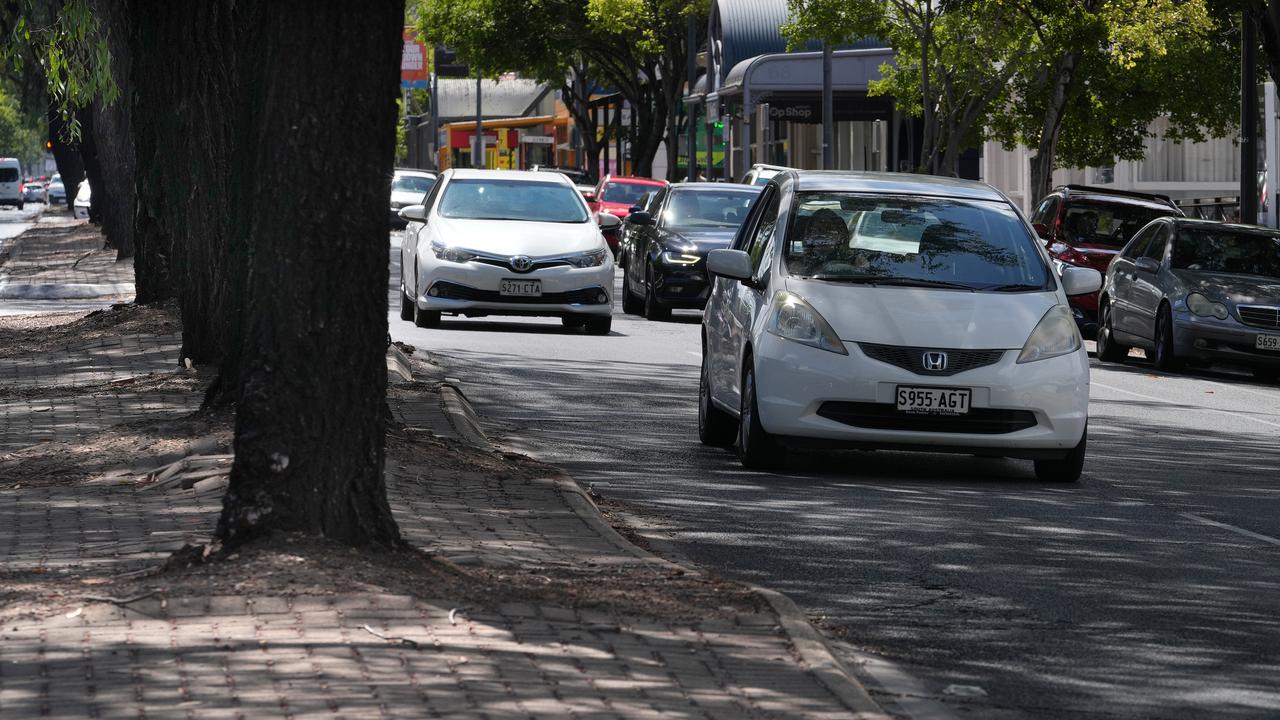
xmin=421 ymin=354 xmax=892 ymax=719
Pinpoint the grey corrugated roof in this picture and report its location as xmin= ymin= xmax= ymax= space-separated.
xmin=709 ymin=0 xmax=886 ymax=83
xmin=436 ymin=78 xmax=551 ymax=122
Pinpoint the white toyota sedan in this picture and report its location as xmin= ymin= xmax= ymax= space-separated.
xmin=398 ymin=169 xmax=620 ymax=334
xmin=699 ymin=171 xmax=1102 ymax=481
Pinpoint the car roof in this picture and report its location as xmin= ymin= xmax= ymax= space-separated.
xmin=603 ymin=175 xmax=666 ymax=186
xmin=781 ymin=170 xmax=1008 ymax=202
xmin=394 ymin=168 xmax=436 ymax=177
xmin=668 ymin=182 xmax=762 ymax=194
xmin=750 ymin=164 xmax=789 ymax=172
xmin=1171 ymin=218 xmax=1280 ymax=236
xmin=1053 ymin=184 xmax=1177 ymax=210
xmin=447 ymin=168 xmax=573 ymax=185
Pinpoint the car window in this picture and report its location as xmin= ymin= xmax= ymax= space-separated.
xmin=1060 ymin=201 xmax=1174 ymax=248
xmin=438 ymin=179 xmax=588 ymax=223
xmin=784 ymin=193 xmax=1051 ymax=290
xmin=644 ymin=188 xmax=664 ymax=215
xmin=392 ymin=174 xmax=434 ymax=194
xmin=662 ymin=190 xmax=759 ymax=231
xmin=745 ymin=189 xmax=780 ymax=272
xmin=1121 ymin=224 xmax=1157 ymax=259
xmin=1031 ymin=196 xmax=1059 ymax=226
xmin=1171 ymin=226 xmax=1280 ymax=278
xmin=1141 ymin=226 xmax=1169 ymax=263
xmin=0 ymin=168 xmax=18 ymax=183
xmin=600 ymin=182 xmax=653 ymax=205
xmin=419 ymin=175 xmax=445 ymax=211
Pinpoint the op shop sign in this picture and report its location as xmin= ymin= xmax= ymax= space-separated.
xmin=402 ymin=29 xmax=429 ymax=89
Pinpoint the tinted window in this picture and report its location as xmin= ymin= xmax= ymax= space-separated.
xmin=600 ymin=182 xmax=654 ymax=205
xmin=662 ymin=190 xmax=759 ymax=231
xmin=746 ymin=189 xmax=780 ymax=272
xmin=1141 ymin=227 xmax=1169 ymax=262
xmin=392 ymin=174 xmax=434 ymax=194
xmin=0 ymin=168 xmax=18 ymax=182
xmin=1171 ymin=227 xmax=1280 ymax=279
xmin=1031 ymin=196 xmax=1059 ymax=226
xmin=1060 ymin=201 xmax=1175 ymax=247
xmin=438 ymin=179 xmax=588 ymax=223
xmin=1121 ymin=224 xmax=1158 ymax=259
xmin=784 ymin=193 xmax=1050 ymax=290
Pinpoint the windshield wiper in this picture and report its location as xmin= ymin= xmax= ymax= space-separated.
xmin=985 ymin=283 xmax=1048 ymax=292
xmin=807 ymin=274 xmax=976 ymax=291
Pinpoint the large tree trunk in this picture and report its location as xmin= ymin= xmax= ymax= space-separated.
xmin=127 ymin=1 xmax=236 ymax=356
xmin=1029 ymin=52 xmax=1079 ymax=204
xmin=77 ymin=108 xmax=105 ymax=226
xmin=89 ymin=0 xmax=137 ymax=259
xmin=216 ymin=0 xmax=403 ymax=548
xmin=47 ymin=108 xmax=85 ymax=212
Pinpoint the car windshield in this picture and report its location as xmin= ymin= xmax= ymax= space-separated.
xmin=438 ymin=178 xmax=589 ymax=223
xmin=784 ymin=193 xmax=1051 ymax=291
xmin=0 ymin=169 xmax=18 ymax=182
xmin=663 ymin=190 xmax=759 ymax=230
xmin=1060 ymin=201 xmax=1174 ymax=247
xmin=601 ymin=182 xmax=654 ymax=205
xmin=1171 ymin=227 xmax=1280 ymax=279
xmin=392 ymin=175 xmax=434 ymax=194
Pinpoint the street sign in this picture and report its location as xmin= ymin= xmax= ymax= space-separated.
xmin=401 ymin=29 xmax=429 ymax=89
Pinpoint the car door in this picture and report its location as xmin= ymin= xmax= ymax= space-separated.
xmin=630 ymin=189 xmax=666 ymax=290
xmin=1108 ymin=224 xmax=1155 ymax=340
xmin=712 ymin=186 xmax=780 ymax=411
xmin=402 ymin=175 xmax=444 ymax=296
xmin=1128 ymin=225 xmax=1172 ymax=342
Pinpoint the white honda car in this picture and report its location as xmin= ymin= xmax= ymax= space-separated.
xmin=700 ymin=171 xmax=1102 ymax=481
xmin=398 ymin=169 xmax=620 ymax=334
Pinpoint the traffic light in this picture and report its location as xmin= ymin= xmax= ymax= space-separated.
xmin=713 ymin=121 xmax=724 ymax=131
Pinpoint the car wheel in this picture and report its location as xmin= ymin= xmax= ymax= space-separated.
xmin=584 ymin=316 xmax=612 ymax=336
xmin=1096 ymin=300 xmax=1128 ymax=363
xmin=412 ymin=277 xmax=440 ymax=329
xmin=643 ymin=264 xmax=671 ymax=321
xmin=698 ymin=347 xmax=736 ymax=447
xmin=399 ymin=286 xmax=414 ymax=322
xmin=562 ymin=316 xmax=586 ymax=329
xmin=1034 ymin=427 xmax=1086 ymax=482
xmin=621 ymin=264 xmax=642 ymax=315
xmin=1152 ymin=303 xmax=1183 ymax=372
xmin=737 ymin=362 xmax=783 ymax=469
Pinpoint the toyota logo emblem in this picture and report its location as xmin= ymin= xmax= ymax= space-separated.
xmin=509 ymin=255 xmax=533 ymax=272
xmin=922 ymin=351 xmax=948 ymax=371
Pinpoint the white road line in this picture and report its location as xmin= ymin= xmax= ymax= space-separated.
xmin=1092 ymin=380 xmax=1280 ymax=430
xmin=1179 ymin=513 xmax=1280 ymax=547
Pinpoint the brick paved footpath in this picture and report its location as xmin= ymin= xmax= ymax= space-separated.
xmin=0 ymin=224 xmax=884 ymax=719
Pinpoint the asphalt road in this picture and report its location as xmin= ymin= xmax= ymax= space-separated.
xmin=388 ymin=236 xmax=1280 ymax=719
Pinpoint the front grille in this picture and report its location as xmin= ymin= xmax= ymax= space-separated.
xmin=431 ymin=280 xmax=607 ymax=305
xmin=857 ymin=343 xmax=1005 ymax=377
xmin=473 ymin=257 xmax=569 ymax=273
xmin=817 ymin=402 xmax=1038 ymax=434
xmin=1238 ymin=305 xmax=1280 ymax=329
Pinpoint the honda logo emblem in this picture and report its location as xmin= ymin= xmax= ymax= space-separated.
xmin=922 ymin=351 xmax=948 ymax=371
xmin=509 ymin=255 xmax=533 ymax=272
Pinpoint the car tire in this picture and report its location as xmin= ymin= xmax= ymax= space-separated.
xmin=584 ymin=316 xmax=612 ymax=336
xmin=1096 ymin=300 xmax=1128 ymax=363
xmin=399 ymin=286 xmax=414 ymax=322
xmin=1034 ymin=427 xmax=1086 ymax=483
xmin=643 ymin=264 xmax=671 ymax=322
xmin=621 ymin=265 xmax=643 ymax=315
xmin=1152 ymin=303 xmax=1183 ymax=372
xmin=698 ymin=348 xmax=736 ymax=447
xmin=412 ymin=279 xmax=440 ymax=328
xmin=738 ymin=362 xmax=783 ymax=469
xmin=562 ymin=316 xmax=586 ymax=329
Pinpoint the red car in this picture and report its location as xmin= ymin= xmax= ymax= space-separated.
xmin=589 ymin=175 xmax=668 ymax=256
xmin=1030 ymin=185 xmax=1183 ymax=338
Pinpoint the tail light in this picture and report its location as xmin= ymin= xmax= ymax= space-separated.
xmin=1049 ymin=243 xmax=1090 ymax=267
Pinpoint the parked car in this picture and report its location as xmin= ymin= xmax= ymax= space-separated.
xmin=73 ymin=180 xmax=91 ymax=219
xmin=22 ymin=177 xmax=47 ymax=204
xmin=47 ymin=173 xmax=65 ymax=204
xmin=1030 ymin=184 xmax=1183 ymax=338
xmin=619 ymin=183 xmax=762 ymax=320
xmin=0 ymin=158 xmax=24 ymax=210
xmin=588 ymin=174 xmax=668 ymax=257
xmin=1097 ymin=218 xmax=1280 ymax=379
xmin=740 ymin=163 xmax=789 ymax=187
xmin=389 ymin=169 xmax=437 ymax=229
xmin=397 ymin=169 xmax=621 ymax=334
xmin=699 ymin=170 xmax=1101 ymax=481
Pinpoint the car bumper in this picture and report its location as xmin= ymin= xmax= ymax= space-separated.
xmin=1173 ymin=312 xmax=1280 ymax=367
xmin=654 ymin=263 xmax=711 ymax=308
xmin=417 ymin=258 xmax=614 ymax=318
xmin=753 ymin=332 xmax=1089 ymax=457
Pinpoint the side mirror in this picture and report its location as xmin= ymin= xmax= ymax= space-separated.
xmin=398 ymin=204 xmax=428 ymax=223
xmin=1060 ymin=265 xmax=1103 ymax=296
xmin=628 ymin=204 xmax=643 ymax=213
xmin=1032 ymin=222 xmax=1051 ymax=239
xmin=1134 ymin=257 xmax=1160 ymax=275
xmin=706 ymin=248 xmax=753 ymax=281
xmin=597 ymin=213 xmax=622 ymax=230
xmin=629 ymin=211 xmax=654 ymax=226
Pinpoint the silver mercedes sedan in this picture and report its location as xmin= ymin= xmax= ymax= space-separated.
xmin=1097 ymin=217 xmax=1280 ymax=379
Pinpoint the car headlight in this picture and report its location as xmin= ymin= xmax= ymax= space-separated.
xmin=766 ymin=292 xmax=847 ymax=355
xmin=566 ymin=248 xmax=608 ymax=268
xmin=1186 ymin=292 xmax=1229 ymax=320
xmin=661 ymin=250 xmax=700 ymax=265
xmin=1017 ymin=305 xmax=1081 ymax=363
xmin=430 ymin=240 xmax=476 ymax=264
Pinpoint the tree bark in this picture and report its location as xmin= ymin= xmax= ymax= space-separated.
xmin=77 ymin=108 xmax=105 ymax=226
xmin=89 ymin=0 xmax=137 ymax=259
xmin=1029 ymin=52 xmax=1079 ymax=205
xmin=46 ymin=107 xmax=85 ymax=212
xmin=216 ymin=0 xmax=403 ymax=549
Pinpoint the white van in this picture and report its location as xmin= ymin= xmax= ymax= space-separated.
xmin=0 ymin=158 xmax=23 ymax=210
